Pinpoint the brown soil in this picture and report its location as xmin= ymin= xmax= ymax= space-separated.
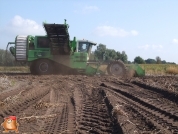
xmin=0 ymin=74 xmax=178 ymax=134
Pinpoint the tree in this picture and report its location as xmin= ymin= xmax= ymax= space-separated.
xmin=162 ymin=60 xmax=166 ymax=64
xmin=116 ymin=51 xmax=121 ymax=60
xmin=134 ymin=56 xmax=145 ymax=64
xmin=145 ymin=58 xmax=156 ymax=64
xmin=166 ymin=62 xmax=176 ymax=64
xmin=156 ymin=56 xmax=161 ymax=64
xmin=110 ymin=49 xmax=118 ymax=60
xmin=103 ymin=49 xmax=110 ymax=60
xmin=94 ymin=44 xmax=128 ymax=62
xmin=127 ymin=61 xmax=132 ymax=64
xmin=120 ymin=51 xmax=128 ymax=63
xmin=94 ymin=44 xmax=106 ymax=60
xmin=104 ymin=49 xmax=117 ymax=61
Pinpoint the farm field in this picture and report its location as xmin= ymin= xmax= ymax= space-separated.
xmin=140 ymin=64 xmax=178 ymax=75
xmin=0 ymin=74 xmax=178 ymax=134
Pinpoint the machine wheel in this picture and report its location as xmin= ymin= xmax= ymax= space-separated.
xmin=34 ymin=59 xmax=53 ymax=75
xmin=107 ymin=60 xmax=126 ymax=77
xmin=126 ymin=69 xmax=136 ymax=78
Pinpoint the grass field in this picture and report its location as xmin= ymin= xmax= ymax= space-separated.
xmin=0 ymin=66 xmax=30 ymax=73
xmin=139 ymin=64 xmax=178 ymax=75
xmin=0 ymin=64 xmax=178 ymax=75
xmin=94 ymin=64 xmax=178 ymax=75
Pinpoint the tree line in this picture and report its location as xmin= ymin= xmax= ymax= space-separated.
xmin=90 ymin=44 xmax=176 ymax=64
xmin=133 ymin=56 xmax=176 ymax=64
xmin=91 ymin=44 xmax=128 ymax=63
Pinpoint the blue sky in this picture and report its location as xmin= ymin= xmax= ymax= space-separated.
xmin=0 ymin=0 xmax=178 ymax=63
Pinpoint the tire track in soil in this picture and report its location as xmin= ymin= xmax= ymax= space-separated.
xmin=0 ymin=76 xmax=76 ymax=134
xmin=39 ymin=82 xmax=75 ymax=134
xmin=100 ymin=82 xmax=178 ymax=134
xmin=131 ymin=80 xmax=178 ymax=104
xmin=0 ymin=86 xmax=22 ymax=101
xmin=17 ymin=91 xmax=50 ymax=133
xmin=0 ymin=86 xmax=50 ymax=133
xmin=73 ymin=84 xmax=123 ymax=134
xmin=111 ymin=80 xmax=178 ymax=118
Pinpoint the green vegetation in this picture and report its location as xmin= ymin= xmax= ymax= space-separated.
xmin=134 ymin=56 xmax=145 ymax=64
xmin=91 ymin=44 xmax=128 ymax=63
xmin=134 ymin=57 xmax=176 ymax=64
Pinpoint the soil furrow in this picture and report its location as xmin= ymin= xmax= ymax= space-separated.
xmin=131 ymin=79 xmax=178 ymax=103
xmin=100 ymin=82 xmax=178 ymax=133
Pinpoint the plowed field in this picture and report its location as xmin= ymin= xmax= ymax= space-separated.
xmin=0 ymin=74 xmax=178 ymax=134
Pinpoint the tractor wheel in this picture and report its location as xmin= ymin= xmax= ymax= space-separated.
xmin=107 ymin=60 xmax=126 ymax=77
xmin=34 ymin=59 xmax=53 ymax=75
xmin=126 ymin=69 xmax=136 ymax=78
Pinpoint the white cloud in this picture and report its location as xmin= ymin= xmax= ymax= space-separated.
xmin=95 ymin=25 xmax=138 ymax=37
xmin=172 ymin=39 xmax=178 ymax=44
xmin=131 ymin=30 xmax=139 ymax=36
xmin=138 ymin=44 xmax=163 ymax=51
xmin=1 ymin=15 xmax=45 ymax=36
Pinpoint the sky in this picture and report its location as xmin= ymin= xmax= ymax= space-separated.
xmin=0 ymin=0 xmax=178 ymax=63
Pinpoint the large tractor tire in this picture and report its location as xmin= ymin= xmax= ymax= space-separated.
xmin=126 ymin=69 xmax=136 ymax=78
xmin=107 ymin=60 xmax=126 ymax=77
xmin=30 ymin=59 xmax=53 ymax=75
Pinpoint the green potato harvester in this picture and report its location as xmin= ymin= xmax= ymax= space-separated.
xmin=6 ymin=19 xmax=145 ymax=77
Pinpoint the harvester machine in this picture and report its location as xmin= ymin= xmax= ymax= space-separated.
xmin=6 ymin=19 xmax=145 ymax=77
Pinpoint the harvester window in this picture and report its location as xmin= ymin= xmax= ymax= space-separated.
xmin=37 ymin=37 xmax=50 ymax=48
xmin=78 ymin=42 xmax=89 ymax=52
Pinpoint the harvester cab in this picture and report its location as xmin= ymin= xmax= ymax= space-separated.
xmin=6 ymin=19 xmax=145 ymax=77
xmin=77 ymin=40 xmax=96 ymax=57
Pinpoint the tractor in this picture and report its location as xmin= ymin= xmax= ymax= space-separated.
xmin=6 ymin=19 xmax=145 ymax=77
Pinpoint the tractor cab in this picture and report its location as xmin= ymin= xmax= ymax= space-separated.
xmin=77 ymin=40 xmax=96 ymax=55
